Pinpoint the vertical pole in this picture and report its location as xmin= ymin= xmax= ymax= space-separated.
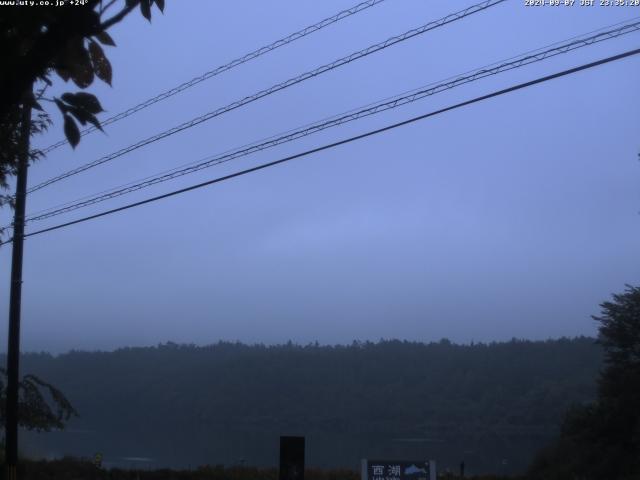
xmin=5 ymin=96 xmax=32 ymax=480
xmin=279 ymin=436 xmax=305 ymax=480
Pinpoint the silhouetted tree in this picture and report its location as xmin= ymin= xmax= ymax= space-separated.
xmin=529 ymin=285 xmax=640 ymax=479
xmin=0 ymin=0 xmax=164 ymax=217
xmin=0 ymin=368 xmax=77 ymax=433
xmin=9 ymin=337 xmax=601 ymax=473
xmin=0 ymin=0 xmax=164 ymax=444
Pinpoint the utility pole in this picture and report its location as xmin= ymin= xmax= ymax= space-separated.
xmin=5 ymin=93 xmax=33 ymax=480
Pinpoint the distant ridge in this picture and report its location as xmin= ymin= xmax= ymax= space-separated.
xmin=16 ymin=337 xmax=601 ymax=475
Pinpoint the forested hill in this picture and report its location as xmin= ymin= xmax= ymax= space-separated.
xmin=16 ymin=338 xmax=601 ymax=475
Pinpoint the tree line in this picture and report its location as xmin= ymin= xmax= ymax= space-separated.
xmin=7 ymin=336 xmax=602 ymax=475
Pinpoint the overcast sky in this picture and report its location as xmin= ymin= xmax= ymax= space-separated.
xmin=1 ymin=0 xmax=639 ymax=353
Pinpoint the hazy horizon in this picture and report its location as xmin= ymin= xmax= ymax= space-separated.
xmin=5 ymin=334 xmax=600 ymax=356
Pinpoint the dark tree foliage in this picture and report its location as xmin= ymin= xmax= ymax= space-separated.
xmin=0 ymin=368 xmax=77 ymax=433
xmin=529 ymin=285 xmax=640 ymax=480
xmin=0 ymin=0 xmax=164 ymax=213
xmin=0 ymin=0 xmax=165 ymax=120
xmin=0 ymin=94 xmax=50 ymax=212
xmin=0 ymin=1 xmax=164 ymax=435
xmin=15 ymin=338 xmax=601 ymax=473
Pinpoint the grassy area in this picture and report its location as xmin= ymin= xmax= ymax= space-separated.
xmin=14 ymin=458 xmax=524 ymax=480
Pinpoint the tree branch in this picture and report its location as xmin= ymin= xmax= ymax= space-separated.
xmin=100 ymin=4 xmax=136 ymax=31
xmin=100 ymin=0 xmax=119 ymax=14
xmin=0 ymin=3 xmax=136 ymax=117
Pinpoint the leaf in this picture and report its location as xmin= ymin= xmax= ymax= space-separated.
xmin=68 ymin=107 xmax=101 ymax=133
xmin=62 ymin=92 xmax=103 ymax=114
xmin=59 ymin=92 xmax=105 ymax=133
xmin=154 ymin=0 xmax=165 ymax=12
xmin=55 ymin=66 xmax=71 ymax=82
xmin=66 ymin=38 xmax=94 ymax=89
xmin=88 ymin=41 xmax=112 ymax=86
xmin=95 ymin=31 xmax=116 ymax=46
xmin=140 ymin=0 xmax=151 ymax=21
xmin=60 ymin=92 xmax=75 ymax=105
xmin=63 ymin=114 xmax=80 ymax=148
xmin=126 ymin=0 xmax=139 ymax=6
xmin=69 ymin=106 xmax=89 ymax=126
xmin=86 ymin=114 xmax=104 ymax=132
xmin=54 ymin=98 xmax=67 ymax=114
xmin=74 ymin=92 xmax=104 ymax=114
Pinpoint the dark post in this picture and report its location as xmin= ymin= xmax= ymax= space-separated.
xmin=5 ymin=97 xmax=32 ymax=480
xmin=279 ymin=436 xmax=305 ymax=480
xmin=459 ymin=461 xmax=465 ymax=478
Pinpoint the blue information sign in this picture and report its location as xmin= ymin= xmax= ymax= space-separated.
xmin=362 ymin=460 xmax=435 ymax=480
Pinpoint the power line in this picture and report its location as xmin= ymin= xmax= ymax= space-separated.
xmin=27 ymin=0 xmax=506 ymax=194
xmin=24 ymin=16 xmax=640 ymax=221
xmin=39 ymin=0 xmax=389 ymax=154
xmin=7 ymin=47 xmax=637 ymax=244
xmin=21 ymin=19 xmax=640 ymax=224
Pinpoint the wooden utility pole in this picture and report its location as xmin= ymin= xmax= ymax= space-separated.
xmin=5 ymin=95 xmax=33 ymax=480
